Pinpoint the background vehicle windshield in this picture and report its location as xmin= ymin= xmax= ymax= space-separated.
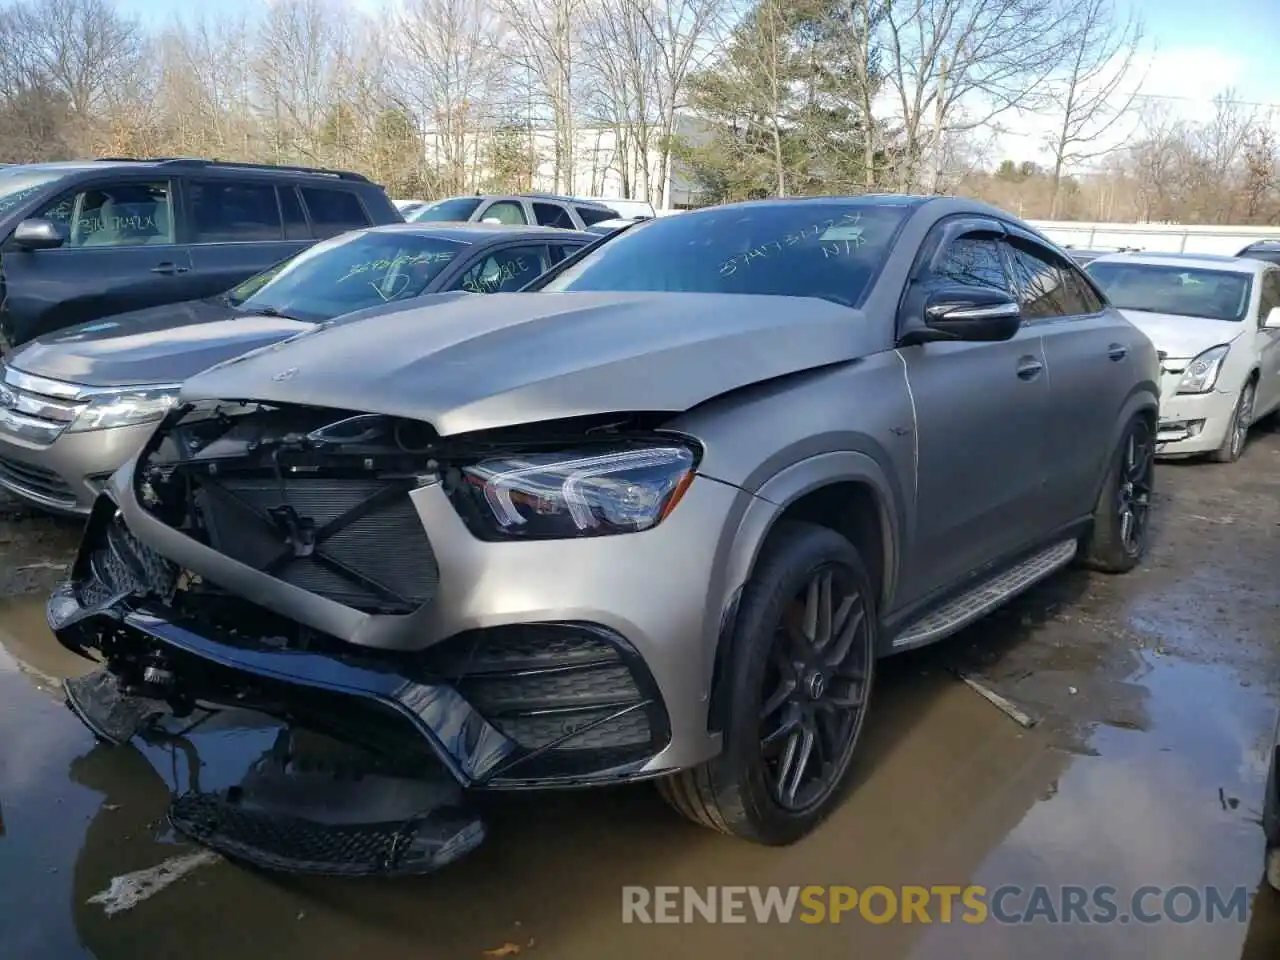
xmin=408 ymin=197 xmax=482 ymax=222
xmin=226 ymin=232 xmax=466 ymax=321
xmin=0 ymin=169 xmax=64 ymax=218
xmin=539 ymin=202 xmax=912 ymax=306
xmin=1086 ymin=262 xmax=1253 ymax=322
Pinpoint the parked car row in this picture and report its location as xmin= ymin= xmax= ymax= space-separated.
xmin=4 ymin=160 xmax=1267 ymax=882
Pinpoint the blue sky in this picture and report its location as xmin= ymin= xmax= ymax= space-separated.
xmin=1129 ymin=0 xmax=1280 ymax=107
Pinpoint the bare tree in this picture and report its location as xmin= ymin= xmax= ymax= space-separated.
xmin=879 ymin=0 xmax=1076 ymax=193
xmin=7 ymin=0 xmax=145 ymax=153
xmin=1043 ymin=0 xmax=1144 ymax=216
xmin=494 ymin=0 xmax=585 ymax=193
xmin=638 ymin=0 xmax=724 ymax=206
xmin=392 ymin=0 xmax=505 ymax=195
xmin=581 ymin=0 xmax=657 ymax=200
xmin=253 ymin=0 xmax=359 ymax=164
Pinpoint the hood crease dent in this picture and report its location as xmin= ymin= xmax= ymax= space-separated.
xmin=180 ymin=292 xmax=872 ymax=436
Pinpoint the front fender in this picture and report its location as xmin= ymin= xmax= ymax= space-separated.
xmin=1093 ymin=385 xmax=1160 ymax=505
xmin=700 ymin=450 xmax=905 ymax=733
xmin=722 ymin=451 xmax=903 ymax=615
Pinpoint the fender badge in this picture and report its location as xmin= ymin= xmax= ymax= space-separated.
xmin=271 ymin=367 xmax=299 ymax=382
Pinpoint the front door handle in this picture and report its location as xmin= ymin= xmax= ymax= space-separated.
xmin=1016 ymin=356 xmax=1044 ymax=380
xmin=1107 ymin=343 xmax=1127 ymax=361
xmin=151 ymin=262 xmax=190 ymax=275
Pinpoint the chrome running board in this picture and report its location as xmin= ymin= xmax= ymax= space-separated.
xmin=892 ymin=539 xmax=1078 ymax=651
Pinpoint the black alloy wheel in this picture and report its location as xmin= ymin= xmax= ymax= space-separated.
xmin=760 ymin=565 xmax=871 ymax=813
xmin=1117 ymin=418 xmax=1154 ymax=558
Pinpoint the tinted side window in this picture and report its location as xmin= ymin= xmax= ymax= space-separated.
xmin=1060 ymin=261 xmax=1105 ymax=314
xmin=300 ymin=188 xmax=370 ymax=238
xmin=575 ymin=205 xmax=617 ymax=226
xmin=480 ymin=200 xmax=528 ymax=225
xmin=1006 ymin=241 xmax=1077 ymax=320
xmin=36 ymin=180 xmax=174 ymax=248
xmin=533 ymin=202 xmax=575 ymax=229
xmin=1258 ymin=271 xmax=1280 ymax=326
xmin=934 ymin=234 xmax=1008 ymax=291
xmin=189 ymin=180 xmax=283 ymax=243
xmin=451 ymin=244 xmax=551 ymax=293
xmin=279 ymin=187 xmax=309 ymax=240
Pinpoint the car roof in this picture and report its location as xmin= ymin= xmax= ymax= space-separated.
xmin=1087 ymin=251 xmax=1265 ymax=274
xmin=0 ymin=158 xmax=371 ymax=183
xmin=364 ymin=222 xmax=593 ymax=244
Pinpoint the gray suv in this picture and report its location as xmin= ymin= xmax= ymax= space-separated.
xmin=0 ymin=157 xmax=401 ymax=349
xmin=50 ymin=196 xmax=1159 ymax=876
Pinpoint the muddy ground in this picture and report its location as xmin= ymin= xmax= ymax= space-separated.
xmin=1 ymin=436 xmax=1280 ymax=959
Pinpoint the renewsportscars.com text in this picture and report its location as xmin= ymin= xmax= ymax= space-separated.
xmin=621 ymin=885 xmax=1251 ymax=925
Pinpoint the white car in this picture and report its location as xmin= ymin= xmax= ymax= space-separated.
xmin=1087 ymin=252 xmax=1280 ymax=462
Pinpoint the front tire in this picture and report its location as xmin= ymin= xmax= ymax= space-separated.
xmin=1080 ymin=416 xmax=1154 ymax=574
xmin=1209 ymin=378 xmax=1255 ymax=463
xmin=658 ymin=521 xmax=876 ymax=845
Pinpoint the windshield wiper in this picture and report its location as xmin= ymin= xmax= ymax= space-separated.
xmin=248 ymin=305 xmax=304 ymax=321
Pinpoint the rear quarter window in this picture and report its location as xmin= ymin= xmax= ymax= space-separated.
xmin=300 ymin=187 xmax=371 ymax=239
xmin=574 ymin=205 xmax=618 ymax=226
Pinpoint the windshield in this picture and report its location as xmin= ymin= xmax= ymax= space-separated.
xmin=1086 ymin=262 xmax=1253 ymax=322
xmin=0 ymin=168 xmax=65 ymax=218
xmin=539 ymin=201 xmax=912 ymax=306
xmin=226 ymin=231 xmax=467 ymax=321
xmin=408 ymin=197 xmax=482 ymax=222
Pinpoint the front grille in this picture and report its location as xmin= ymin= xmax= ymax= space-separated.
xmin=0 ymin=454 xmax=76 ymax=505
xmin=194 ymin=476 xmax=439 ymax=613
xmin=422 ymin=624 xmax=668 ymax=766
xmin=0 ymin=362 xmax=85 ymax=445
xmin=169 ymin=791 xmax=485 ymax=877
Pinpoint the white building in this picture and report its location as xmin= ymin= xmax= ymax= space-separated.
xmin=422 ymin=114 xmax=707 ymax=210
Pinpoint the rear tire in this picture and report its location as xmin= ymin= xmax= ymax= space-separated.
xmin=657 ymin=521 xmax=876 ymax=845
xmin=1080 ymin=416 xmax=1154 ymax=574
xmin=1209 ymin=378 xmax=1255 ymax=463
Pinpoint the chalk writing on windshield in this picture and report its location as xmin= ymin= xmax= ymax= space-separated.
xmin=719 ymin=212 xmax=866 ymax=277
xmin=461 ymin=256 xmax=528 ymax=293
xmin=0 ymin=186 xmax=43 ymax=215
xmin=339 ymin=250 xmax=455 ymax=283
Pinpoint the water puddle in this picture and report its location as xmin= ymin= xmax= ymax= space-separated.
xmin=0 ymin=588 xmax=1276 ymax=958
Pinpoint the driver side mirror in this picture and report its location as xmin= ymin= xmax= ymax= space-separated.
xmin=12 ymin=218 xmax=66 ymax=251
xmin=1264 ymin=306 xmax=1280 ymax=330
xmin=917 ymin=285 xmax=1022 ymax=342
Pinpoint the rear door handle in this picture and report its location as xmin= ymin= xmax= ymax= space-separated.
xmin=1107 ymin=343 xmax=1127 ymax=361
xmin=151 ymin=262 xmax=190 ymax=275
xmin=1016 ymin=356 xmax=1044 ymax=380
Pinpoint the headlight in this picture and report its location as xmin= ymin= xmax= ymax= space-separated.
xmin=1176 ymin=344 xmax=1230 ymax=395
xmin=449 ymin=444 xmax=697 ymax=540
xmin=68 ymin=387 xmax=180 ymax=432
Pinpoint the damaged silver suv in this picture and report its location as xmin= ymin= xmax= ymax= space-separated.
xmin=49 ymin=196 xmax=1160 ymax=876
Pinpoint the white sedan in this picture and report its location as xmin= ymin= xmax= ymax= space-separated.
xmin=1086 ymin=252 xmax=1280 ymax=462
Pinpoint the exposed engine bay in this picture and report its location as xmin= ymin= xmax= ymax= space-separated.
xmin=50 ymin=399 xmax=683 ymax=876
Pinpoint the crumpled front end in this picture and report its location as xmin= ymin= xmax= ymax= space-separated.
xmin=45 ymin=397 xmax=709 ymax=873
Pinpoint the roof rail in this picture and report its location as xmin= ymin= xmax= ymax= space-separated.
xmin=93 ymin=157 xmax=370 ymax=182
xmin=518 ymin=191 xmax=614 ymax=207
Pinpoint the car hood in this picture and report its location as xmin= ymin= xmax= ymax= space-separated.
xmin=1118 ymin=309 xmax=1246 ymax=359
xmin=10 ymin=300 xmax=315 ymax=388
xmin=181 ymin=291 xmax=870 ymax=436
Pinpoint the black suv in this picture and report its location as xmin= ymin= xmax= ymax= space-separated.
xmin=0 ymin=158 xmax=402 ymax=348
xmin=1237 ymin=240 xmax=1280 ymax=266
